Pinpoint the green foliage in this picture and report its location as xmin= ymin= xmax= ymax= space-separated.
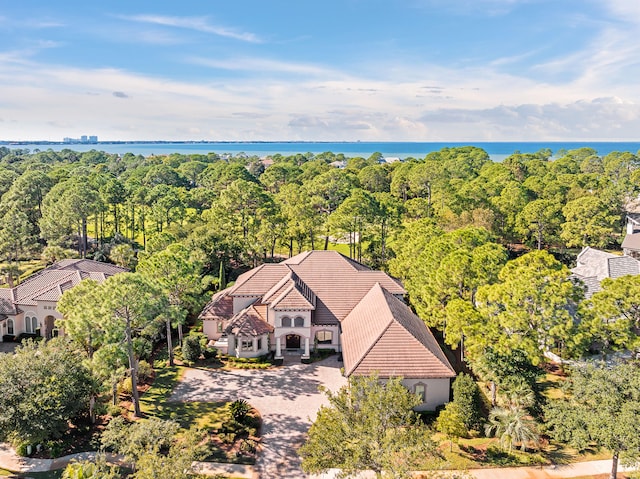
xmin=545 ymin=362 xmax=640 ymax=472
xmin=0 ymin=338 xmax=95 ymax=444
xmin=62 ymin=454 xmax=120 ymax=479
xmin=299 ymin=374 xmax=438 ymax=478
xmin=476 ymin=250 xmax=584 ymax=365
xmin=101 ymin=416 xmax=180 ymax=462
xmin=578 ymin=274 xmax=640 ymax=355
xmin=229 ymin=399 xmax=251 ymax=423
xmin=484 ymin=406 xmax=539 ymax=453
xmin=436 ymin=403 xmax=468 ymax=451
xmin=182 ymin=335 xmax=202 ymax=364
xmin=452 ymin=373 xmax=484 ymax=431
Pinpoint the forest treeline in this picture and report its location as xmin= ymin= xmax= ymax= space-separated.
xmin=0 ymin=144 xmax=635 ymax=275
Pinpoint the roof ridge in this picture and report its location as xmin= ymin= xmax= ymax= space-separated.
xmin=344 ymin=283 xmax=394 ymax=376
xmin=262 ymin=271 xmax=294 ymax=302
xmin=16 ymin=270 xmax=76 ymax=302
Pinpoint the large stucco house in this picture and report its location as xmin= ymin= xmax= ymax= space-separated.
xmin=0 ymin=259 xmax=127 ymax=342
xmin=199 ymin=251 xmax=456 ymax=410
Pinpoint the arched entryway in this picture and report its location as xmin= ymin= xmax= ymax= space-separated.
xmin=286 ymin=334 xmax=301 ymax=350
xmin=44 ymin=315 xmax=56 ymax=340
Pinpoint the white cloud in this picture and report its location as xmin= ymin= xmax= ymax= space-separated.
xmin=1 ymin=41 xmax=640 ymax=142
xmin=119 ymin=14 xmax=262 ymax=43
xmin=187 ymin=56 xmax=338 ymax=77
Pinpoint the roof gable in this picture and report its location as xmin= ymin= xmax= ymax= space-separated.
xmin=341 ymin=283 xmax=454 ymax=379
xmin=226 ymin=305 xmax=274 ymax=336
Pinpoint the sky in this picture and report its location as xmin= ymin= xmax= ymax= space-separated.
xmin=1 ymin=0 xmax=640 ymax=142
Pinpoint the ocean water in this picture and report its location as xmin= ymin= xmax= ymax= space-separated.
xmin=4 ymin=141 xmax=640 ymax=161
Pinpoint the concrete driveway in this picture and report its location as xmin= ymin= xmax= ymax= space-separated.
xmin=170 ymin=356 xmax=347 ymax=478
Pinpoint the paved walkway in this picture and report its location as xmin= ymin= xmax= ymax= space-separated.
xmin=170 ymin=355 xmax=347 ymax=478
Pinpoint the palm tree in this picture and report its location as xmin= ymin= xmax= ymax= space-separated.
xmin=484 ymin=406 xmax=539 ymax=453
xmin=499 ymin=376 xmax=536 ymax=409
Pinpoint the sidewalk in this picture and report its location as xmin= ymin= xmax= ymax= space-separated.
xmin=1 ymin=442 xmax=637 ymax=479
xmin=311 ymin=460 xmax=638 ymax=479
xmin=0 ymin=443 xmax=256 ymax=478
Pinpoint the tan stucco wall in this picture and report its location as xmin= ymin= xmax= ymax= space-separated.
xmin=401 ymin=377 xmax=451 ymax=411
xmin=310 ymin=325 xmax=341 ymax=352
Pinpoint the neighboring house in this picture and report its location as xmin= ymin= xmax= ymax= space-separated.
xmin=571 ymin=246 xmax=640 ymax=297
xmin=0 ymin=259 xmax=127 ymax=342
xmin=622 ymin=213 xmax=640 ymax=259
xmin=199 ymin=250 xmax=456 ymax=410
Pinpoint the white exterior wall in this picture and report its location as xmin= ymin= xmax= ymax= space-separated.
xmin=36 ymin=301 xmax=61 ymax=321
xmin=310 ymin=325 xmax=341 ymax=352
xmin=273 ymin=310 xmax=311 ymax=328
xmin=203 ymin=319 xmax=226 ymax=340
xmin=401 ymin=378 xmax=451 ymax=411
xmin=232 ymin=334 xmax=270 ymax=358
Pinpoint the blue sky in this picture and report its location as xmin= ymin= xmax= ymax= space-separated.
xmin=1 ymin=0 xmax=640 ymax=141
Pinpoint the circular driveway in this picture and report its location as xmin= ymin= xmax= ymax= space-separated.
xmin=170 ymin=356 xmax=347 ymax=478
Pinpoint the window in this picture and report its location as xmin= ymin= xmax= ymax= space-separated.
xmin=7 ymin=319 xmax=14 ymax=335
xmin=294 ymin=316 xmax=304 ymax=327
xmin=257 ymin=338 xmax=263 ymax=350
xmin=241 ymin=339 xmax=253 ymax=351
xmin=315 ymin=330 xmax=333 ymax=344
xmin=25 ymin=315 xmax=38 ymax=334
xmin=281 ymin=316 xmax=292 ymax=327
xmin=414 ymin=383 xmax=426 ymax=402
xmin=217 ymin=321 xmax=223 ymax=333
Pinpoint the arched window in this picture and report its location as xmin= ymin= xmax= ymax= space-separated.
xmin=281 ymin=316 xmax=292 ymax=328
xmin=7 ymin=319 xmax=14 ymax=335
xmin=315 ymin=330 xmax=332 ymax=344
xmin=25 ymin=315 xmax=38 ymax=334
xmin=413 ymin=383 xmax=427 ymax=402
xmin=294 ymin=316 xmax=304 ymax=327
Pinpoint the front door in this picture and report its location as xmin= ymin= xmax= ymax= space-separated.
xmin=44 ymin=316 xmax=55 ymax=340
xmin=286 ymin=334 xmax=301 ymax=349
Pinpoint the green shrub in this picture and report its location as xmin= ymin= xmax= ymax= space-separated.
xmin=229 ymin=399 xmax=251 ymax=423
xmin=203 ymin=346 xmax=217 ymax=359
xmin=137 ymin=360 xmax=154 ymax=382
xmin=16 ymin=442 xmax=29 ymax=456
xmin=182 ymin=336 xmax=202 ymax=364
xmin=452 ymin=373 xmax=484 ymax=432
xmin=119 ymin=377 xmax=133 ymax=395
xmin=107 ymin=403 xmax=122 ymax=417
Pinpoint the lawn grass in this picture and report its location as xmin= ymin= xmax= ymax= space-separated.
xmin=137 ymin=352 xmax=257 ymax=465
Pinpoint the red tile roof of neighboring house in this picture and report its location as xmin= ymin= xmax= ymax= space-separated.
xmin=12 ymin=259 xmax=127 ymax=307
xmin=341 ymin=283 xmax=455 ymax=379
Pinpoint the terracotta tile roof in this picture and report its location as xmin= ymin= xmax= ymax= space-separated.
xmin=341 ymin=283 xmax=455 ymax=379
xmin=230 ymin=264 xmax=291 ymax=296
xmin=225 ymin=305 xmax=274 ymax=337
xmin=283 ymin=251 xmax=405 ymax=325
xmin=51 ymin=259 xmax=127 ymax=275
xmin=199 ymin=288 xmax=234 ymax=320
xmin=0 ymin=289 xmax=17 ymax=314
xmin=8 ymin=259 xmax=127 ymax=308
xmin=271 ymin=283 xmax=315 ymax=310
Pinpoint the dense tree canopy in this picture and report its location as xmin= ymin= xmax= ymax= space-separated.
xmin=299 ymin=374 xmax=437 ymax=478
xmin=0 ymin=338 xmax=95 ymax=444
xmin=545 ymin=363 xmax=640 ymax=479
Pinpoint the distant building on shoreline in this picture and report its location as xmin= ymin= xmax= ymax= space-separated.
xmin=63 ymin=135 xmax=98 ymax=144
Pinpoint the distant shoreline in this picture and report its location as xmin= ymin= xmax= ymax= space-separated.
xmin=2 ymin=140 xmax=639 ymax=161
